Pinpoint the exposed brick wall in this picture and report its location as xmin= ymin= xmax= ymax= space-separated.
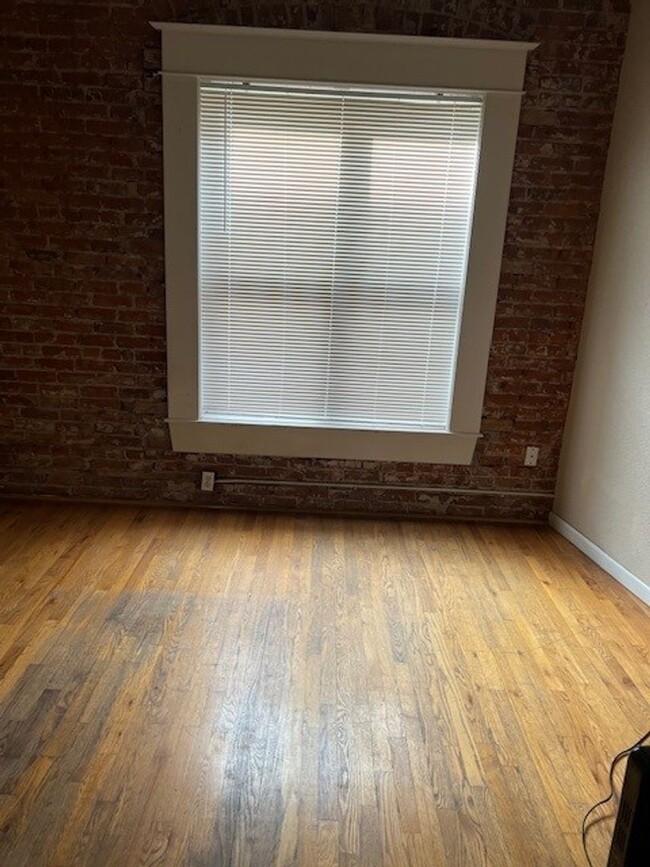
xmin=0 ymin=1 xmax=629 ymax=521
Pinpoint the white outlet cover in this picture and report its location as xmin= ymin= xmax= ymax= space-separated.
xmin=524 ymin=447 xmax=539 ymax=467
xmin=201 ymin=471 xmax=215 ymax=491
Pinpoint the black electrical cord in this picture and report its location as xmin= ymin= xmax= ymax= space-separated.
xmin=581 ymin=728 xmax=650 ymax=867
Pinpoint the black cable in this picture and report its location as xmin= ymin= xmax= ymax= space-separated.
xmin=581 ymin=728 xmax=650 ymax=867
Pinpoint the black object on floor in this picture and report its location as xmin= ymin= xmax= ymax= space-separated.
xmin=607 ymin=746 xmax=650 ymax=867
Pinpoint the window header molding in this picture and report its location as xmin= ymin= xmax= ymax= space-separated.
xmin=151 ymin=23 xmax=537 ymax=95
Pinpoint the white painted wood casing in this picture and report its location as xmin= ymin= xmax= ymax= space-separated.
xmin=154 ymin=23 xmax=536 ymax=463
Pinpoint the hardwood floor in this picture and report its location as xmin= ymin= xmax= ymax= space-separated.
xmin=0 ymin=501 xmax=647 ymax=866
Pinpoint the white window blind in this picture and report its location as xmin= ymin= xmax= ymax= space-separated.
xmin=199 ymin=81 xmax=483 ymax=432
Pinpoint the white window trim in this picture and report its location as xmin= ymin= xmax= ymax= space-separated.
xmin=153 ymin=23 xmax=536 ymax=464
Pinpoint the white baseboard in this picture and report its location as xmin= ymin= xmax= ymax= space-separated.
xmin=549 ymin=512 xmax=650 ymax=607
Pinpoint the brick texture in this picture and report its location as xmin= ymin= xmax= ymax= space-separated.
xmin=0 ymin=1 xmax=630 ymax=521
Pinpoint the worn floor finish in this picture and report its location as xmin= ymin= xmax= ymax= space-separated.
xmin=0 ymin=502 xmax=647 ymax=866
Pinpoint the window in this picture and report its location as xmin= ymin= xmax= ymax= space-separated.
xmin=200 ymin=83 xmax=482 ymax=433
xmin=155 ymin=24 xmax=535 ymax=463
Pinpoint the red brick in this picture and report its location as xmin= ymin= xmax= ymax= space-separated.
xmin=0 ymin=0 xmax=629 ymax=521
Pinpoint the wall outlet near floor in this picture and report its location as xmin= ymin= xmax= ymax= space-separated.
xmin=200 ymin=471 xmax=215 ymax=492
xmin=524 ymin=446 xmax=539 ymax=467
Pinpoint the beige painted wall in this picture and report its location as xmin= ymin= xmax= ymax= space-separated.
xmin=554 ymin=0 xmax=650 ymax=589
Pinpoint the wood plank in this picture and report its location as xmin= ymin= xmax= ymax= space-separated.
xmin=0 ymin=501 xmax=647 ymax=866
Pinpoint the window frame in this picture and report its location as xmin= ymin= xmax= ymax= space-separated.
xmin=154 ymin=23 xmax=536 ymax=464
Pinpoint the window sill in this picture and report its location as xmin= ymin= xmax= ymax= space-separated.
xmin=168 ymin=419 xmax=479 ymax=464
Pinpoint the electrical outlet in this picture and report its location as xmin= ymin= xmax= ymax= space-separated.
xmin=200 ymin=471 xmax=215 ymax=492
xmin=524 ymin=446 xmax=539 ymax=467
